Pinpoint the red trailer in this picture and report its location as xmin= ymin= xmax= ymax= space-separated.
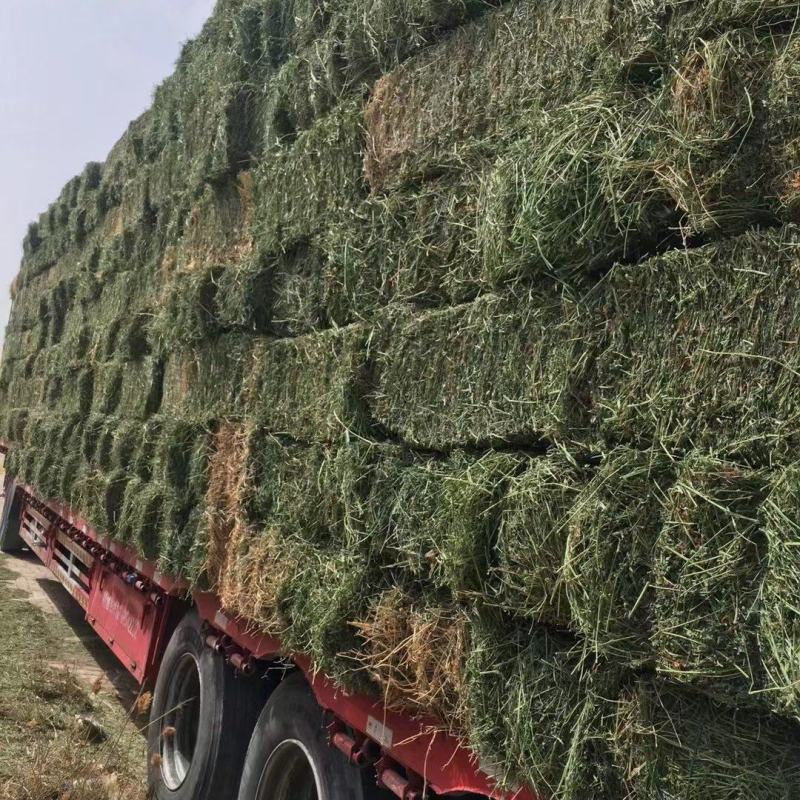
xmin=0 ymin=460 xmax=538 ymax=800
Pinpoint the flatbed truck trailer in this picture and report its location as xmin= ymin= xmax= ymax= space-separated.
xmin=0 ymin=456 xmax=537 ymax=800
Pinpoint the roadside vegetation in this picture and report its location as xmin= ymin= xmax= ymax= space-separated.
xmin=0 ymin=557 xmax=147 ymax=800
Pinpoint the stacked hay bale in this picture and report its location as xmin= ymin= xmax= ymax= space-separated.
xmin=4 ymin=0 xmax=800 ymax=796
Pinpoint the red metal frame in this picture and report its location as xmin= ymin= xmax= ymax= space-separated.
xmin=15 ymin=486 xmax=178 ymax=684
xmin=11 ymin=480 xmax=539 ymax=800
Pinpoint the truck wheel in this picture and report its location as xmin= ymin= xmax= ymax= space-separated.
xmin=148 ymin=610 xmax=268 ymax=800
xmin=0 ymin=479 xmax=24 ymax=553
xmin=238 ymin=672 xmax=388 ymax=800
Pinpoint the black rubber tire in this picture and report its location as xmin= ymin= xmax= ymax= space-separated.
xmin=148 ymin=610 xmax=269 ymax=800
xmin=238 ymin=672 xmax=388 ymax=800
xmin=0 ymin=478 xmax=24 ymax=553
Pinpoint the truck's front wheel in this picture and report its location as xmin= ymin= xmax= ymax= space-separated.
xmin=148 ymin=610 xmax=267 ymax=800
xmin=238 ymin=672 xmax=385 ymax=800
xmin=0 ymin=478 xmax=24 ymax=553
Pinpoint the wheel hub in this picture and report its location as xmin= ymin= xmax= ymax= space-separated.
xmin=160 ymin=652 xmax=202 ymax=790
xmin=257 ymin=739 xmax=321 ymax=800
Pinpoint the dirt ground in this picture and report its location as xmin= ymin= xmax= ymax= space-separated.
xmin=0 ymin=551 xmax=149 ymax=800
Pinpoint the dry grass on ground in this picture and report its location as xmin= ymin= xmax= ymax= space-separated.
xmin=0 ymin=558 xmax=148 ymax=800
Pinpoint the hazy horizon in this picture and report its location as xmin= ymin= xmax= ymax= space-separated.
xmin=0 ymin=0 xmax=217 ymax=344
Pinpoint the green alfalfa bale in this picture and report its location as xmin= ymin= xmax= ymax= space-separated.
xmin=75 ymin=161 xmax=103 ymax=225
xmin=175 ymin=176 xmax=255 ymax=271
xmin=162 ymin=334 xmax=254 ymax=421
xmin=80 ymin=415 xmax=106 ymax=467
xmin=251 ymin=324 xmax=372 ymax=443
xmin=67 ymin=206 xmax=89 ymax=248
xmin=115 ymin=476 xmax=143 ymax=545
xmin=20 ymin=214 xmax=71 ymax=278
xmin=493 ymin=452 xmax=583 ymax=626
xmin=465 ymin=613 xmax=616 ymax=797
xmin=651 ymin=28 xmax=782 ymax=237
xmin=57 ymin=414 xmax=86 ymax=501
xmin=245 ymin=435 xmax=379 ymax=552
xmin=76 ymin=469 xmax=111 ymax=534
xmin=4 ymin=350 xmax=46 ymax=408
xmin=590 ymin=227 xmax=800 ymax=460
xmin=114 ymin=166 xmax=154 ymax=234
xmin=172 ymin=505 xmax=210 ymax=586
xmin=371 ymin=292 xmax=590 ymax=451
xmin=768 ymin=34 xmax=800 ymax=222
xmin=58 ymin=312 xmax=92 ymax=363
xmin=89 ymin=270 xmax=154 ymax=355
xmin=167 ymin=13 xmax=249 ymax=185
xmin=0 ymin=325 xmax=42 ymax=363
xmin=669 ymin=0 xmax=800 ymax=37
xmin=88 ymin=304 xmax=154 ymax=363
xmin=261 ymin=46 xmax=344 ymax=147
xmin=433 ymin=452 xmax=523 ymax=598
xmin=243 ymin=431 xmax=306 ymax=523
xmin=480 ymin=92 xmax=673 ymax=286
xmin=267 ymin=241 xmax=330 ymax=335
xmin=146 ymin=139 xmax=186 ymax=210
xmin=0 ymin=358 xmax=24 ymax=399
xmin=264 ymin=237 xmax=370 ymax=336
xmin=151 ymin=264 xmax=228 ymax=349
xmin=253 ymin=99 xmax=367 ymax=253
xmin=87 ymin=360 xmax=149 ymax=419
xmin=117 ymin=478 xmax=181 ymax=560
xmin=382 ymin=451 xmax=521 ymax=599
xmin=95 ymin=225 xmax=152 ymax=276
xmin=6 ymin=278 xmax=42 ymax=331
xmin=13 ymin=411 xmax=45 ymax=466
xmin=363 ymin=0 xmax=613 ymax=192
xmin=115 ymin=309 xmax=153 ymax=360
xmin=6 ymin=445 xmax=35 ymax=488
xmin=368 ymin=455 xmax=448 ymax=576
xmin=109 ymin=419 xmax=143 ymax=471
xmin=151 ymin=418 xmax=199 ymax=493
xmin=611 ymin=677 xmax=800 ymax=800
xmin=11 ymin=374 xmax=47 ymax=414
xmin=32 ymin=416 xmax=69 ymax=501
xmin=758 ymin=465 xmax=800 ymax=717
xmin=91 ymin=362 xmax=123 ymax=415
xmin=4 ymin=409 xmax=29 ymax=446
xmin=335 ymin=0 xmax=502 ymax=77
xmin=94 ymin=417 xmax=118 ymax=473
xmin=186 ymin=425 xmax=214 ymax=503
xmin=59 ymin=438 xmax=85 ymax=507
xmin=151 ymin=418 xmax=213 ymax=501
xmin=238 ymin=0 xmax=326 ymax=66
xmin=215 ymin=255 xmax=274 ymax=334
xmin=118 ymin=358 xmax=165 ymax=418
xmin=324 ymin=170 xmax=488 ymax=317
xmin=59 ymin=366 xmax=94 ymax=416
xmin=104 ymin=468 xmax=131 ymax=533
xmin=158 ymin=501 xmax=204 ymax=582
xmin=42 ymin=277 xmax=77 ymax=346
xmin=131 ymin=416 xmax=164 ymax=481
xmin=564 ymin=448 xmax=675 ymax=664
xmin=652 ymin=454 xmax=768 ymax=701
xmin=278 ymin=550 xmax=380 ymax=692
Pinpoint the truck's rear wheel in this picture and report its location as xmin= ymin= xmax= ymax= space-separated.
xmin=148 ymin=610 xmax=267 ymax=800
xmin=238 ymin=672 xmax=387 ymax=800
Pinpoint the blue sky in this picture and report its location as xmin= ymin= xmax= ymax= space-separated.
xmin=0 ymin=0 xmax=217 ymax=340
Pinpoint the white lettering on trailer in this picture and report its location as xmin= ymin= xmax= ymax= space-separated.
xmin=101 ymin=591 xmax=140 ymax=637
xmin=366 ymin=716 xmax=393 ymax=748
